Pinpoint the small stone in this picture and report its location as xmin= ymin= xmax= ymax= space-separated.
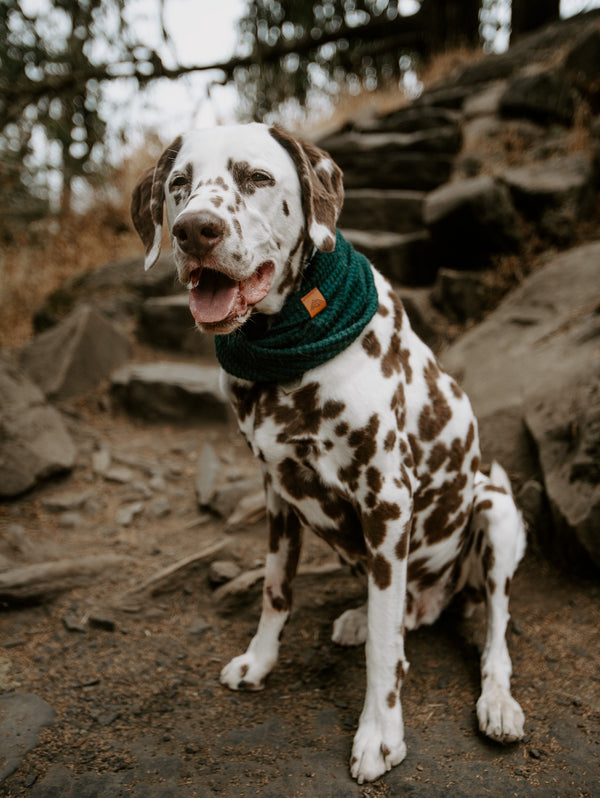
xmin=92 ymin=447 xmax=111 ymax=474
xmin=104 ymin=466 xmax=136 ymax=484
xmin=148 ymin=496 xmax=171 ymax=518
xmin=187 ymin=618 xmax=211 ymax=636
xmin=208 ymin=560 xmax=241 ymax=587
xmin=115 ymin=502 xmax=144 ymax=527
xmin=62 ymin=612 xmax=88 ymax=633
xmin=58 ymin=511 xmax=85 ymax=530
xmin=88 ymin=611 xmax=117 ymax=632
xmin=42 ymin=490 xmax=93 ymax=512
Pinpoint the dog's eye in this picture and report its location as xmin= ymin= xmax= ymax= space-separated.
xmin=170 ymin=175 xmax=189 ymax=189
xmin=251 ymin=171 xmax=274 ymax=185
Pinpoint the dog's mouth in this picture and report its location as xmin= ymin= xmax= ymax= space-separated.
xmin=188 ymin=261 xmax=275 ymax=328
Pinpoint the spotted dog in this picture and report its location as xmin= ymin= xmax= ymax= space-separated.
xmin=131 ymin=123 xmax=526 ymax=784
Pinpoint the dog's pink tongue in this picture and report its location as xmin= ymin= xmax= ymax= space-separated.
xmin=189 ymin=270 xmax=239 ymax=323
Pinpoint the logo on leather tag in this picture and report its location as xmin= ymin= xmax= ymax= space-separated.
xmin=301 ymin=287 xmax=327 ymax=318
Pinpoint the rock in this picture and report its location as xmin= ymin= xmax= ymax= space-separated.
xmin=424 ymin=176 xmax=522 ymax=269
xmin=226 ymin=489 xmax=266 ymax=530
xmin=209 ymin=477 xmax=263 ymax=519
xmin=0 ymin=692 xmax=55 ymax=783
xmin=208 ymin=559 xmax=242 ymax=587
xmin=147 ymin=496 xmax=171 ymax=519
xmin=110 ymin=362 xmax=230 ymax=423
xmin=103 ymin=466 xmax=136 ymax=484
xmin=367 ymin=105 xmax=461 ymax=134
xmin=92 ymin=446 xmax=111 ymax=474
xmin=187 ymin=617 xmax=211 ymax=635
xmin=395 ymin=286 xmax=445 ymax=351
xmin=526 ymin=379 xmax=600 ymax=572
xmin=115 ymin=502 xmax=144 ymax=527
xmin=195 ymin=443 xmax=221 ymax=507
xmin=431 ymin=268 xmax=491 ymax=322
xmin=0 ymin=359 xmax=76 ymax=497
xmin=318 ymin=131 xmax=457 ymax=190
xmin=88 ymin=609 xmax=117 ymax=631
xmin=462 ymin=81 xmax=507 ymax=119
xmin=345 ymin=229 xmax=434 ymax=285
xmin=137 ymin=295 xmax=216 ymax=357
xmin=565 ymin=25 xmax=600 ymax=106
xmin=501 ymin=154 xmax=596 ymax=244
xmin=498 ymin=68 xmax=576 ymax=126
xmin=42 ymin=490 xmax=94 ymax=513
xmin=33 ymin=253 xmax=178 ymax=332
xmin=441 ymin=241 xmax=600 ymax=571
xmin=20 ymin=305 xmax=131 ymax=400
xmin=339 ymin=189 xmax=425 ymax=234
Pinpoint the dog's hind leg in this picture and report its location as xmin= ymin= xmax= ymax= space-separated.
xmin=470 ymin=463 xmax=526 ymax=743
xmin=220 ymin=488 xmax=302 ymax=691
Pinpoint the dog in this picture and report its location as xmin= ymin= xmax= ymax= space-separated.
xmin=131 ymin=123 xmax=526 ymax=784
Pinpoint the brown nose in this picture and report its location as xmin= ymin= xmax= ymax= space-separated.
xmin=172 ymin=211 xmax=226 ymax=255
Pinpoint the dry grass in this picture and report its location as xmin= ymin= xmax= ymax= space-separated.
xmin=0 ymin=187 xmax=140 ymax=351
xmin=0 ymin=145 xmax=163 ymax=351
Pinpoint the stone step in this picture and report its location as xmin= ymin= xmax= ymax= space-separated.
xmin=320 ymin=129 xmax=460 ymax=190
xmin=110 ymin=362 xmax=230 ymax=423
xmin=343 ymin=229 xmax=435 ymax=286
xmin=138 ymin=295 xmax=216 ymax=357
xmin=339 ymin=189 xmax=425 ymax=234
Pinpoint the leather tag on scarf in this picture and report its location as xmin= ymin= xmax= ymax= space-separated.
xmin=301 ymin=287 xmax=327 ymax=318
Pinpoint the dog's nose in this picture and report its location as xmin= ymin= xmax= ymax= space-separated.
xmin=173 ymin=212 xmax=226 ymax=255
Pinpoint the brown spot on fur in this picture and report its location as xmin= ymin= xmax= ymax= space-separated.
xmin=363 ymin=501 xmax=401 ymax=549
xmin=366 ymin=467 xmax=383 ymax=494
xmin=418 ymin=359 xmax=452 ymax=442
xmin=384 ymin=430 xmax=397 ymax=451
xmin=362 ymin=330 xmax=382 ymax=358
xmin=371 ymin=553 xmax=392 ymax=590
xmin=386 ymin=691 xmax=397 ymax=708
xmin=338 ymin=414 xmax=380 ymax=491
xmin=282 ymin=199 xmax=290 ymax=216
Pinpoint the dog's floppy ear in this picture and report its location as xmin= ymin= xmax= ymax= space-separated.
xmin=269 ymin=125 xmax=343 ymax=253
xmin=130 ymin=136 xmax=183 ymax=271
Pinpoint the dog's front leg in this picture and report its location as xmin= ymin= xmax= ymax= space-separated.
xmin=220 ymin=486 xmax=302 ymax=691
xmin=351 ymin=511 xmax=411 ymax=784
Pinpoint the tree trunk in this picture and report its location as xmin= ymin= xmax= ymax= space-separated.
xmin=511 ymin=0 xmax=560 ymax=42
xmin=422 ymin=0 xmax=481 ymax=51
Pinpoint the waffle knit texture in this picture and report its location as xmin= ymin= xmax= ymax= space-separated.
xmin=214 ymin=231 xmax=379 ymax=384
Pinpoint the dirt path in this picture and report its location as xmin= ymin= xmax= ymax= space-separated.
xmin=1 ymin=404 xmax=599 ymax=797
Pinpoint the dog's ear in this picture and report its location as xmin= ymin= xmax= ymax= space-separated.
xmin=130 ymin=136 xmax=183 ymax=271
xmin=269 ymin=125 xmax=343 ymax=253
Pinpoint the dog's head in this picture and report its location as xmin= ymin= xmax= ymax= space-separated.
xmin=131 ymin=123 xmax=343 ymax=334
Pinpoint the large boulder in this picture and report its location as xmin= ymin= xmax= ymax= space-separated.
xmin=0 ymin=359 xmax=76 ymax=497
xmin=498 ymin=67 xmax=577 ymax=126
xmin=20 ymin=305 xmax=131 ymax=400
xmin=501 ymin=154 xmax=596 ymax=244
xmin=33 ymin=253 xmax=178 ymax=332
xmin=441 ymin=241 xmax=600 ymax=573
xmin=424 ymin=176 xmax=522 ymax=269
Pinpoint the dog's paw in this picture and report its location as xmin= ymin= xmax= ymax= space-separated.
xmin=332 ymin=605 xmax=368 ymax=647
xmin=477 ymin=686 xmax=525 ymax=744
xmin=220 ymin=653 xmax=270 ymax=692
xmin=350 ymin=723 xmax=406 ymax=784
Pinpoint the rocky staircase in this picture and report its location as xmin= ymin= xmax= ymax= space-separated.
xmin=320 ymin=105 xmax=462 ymax=286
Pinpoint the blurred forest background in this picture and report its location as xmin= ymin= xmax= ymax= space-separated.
xmin=0 ymin=0 xmax=594 ymax=346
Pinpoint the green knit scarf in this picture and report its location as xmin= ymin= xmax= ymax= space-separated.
xmin=214 ymin=231 xmax=379 ymax=383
